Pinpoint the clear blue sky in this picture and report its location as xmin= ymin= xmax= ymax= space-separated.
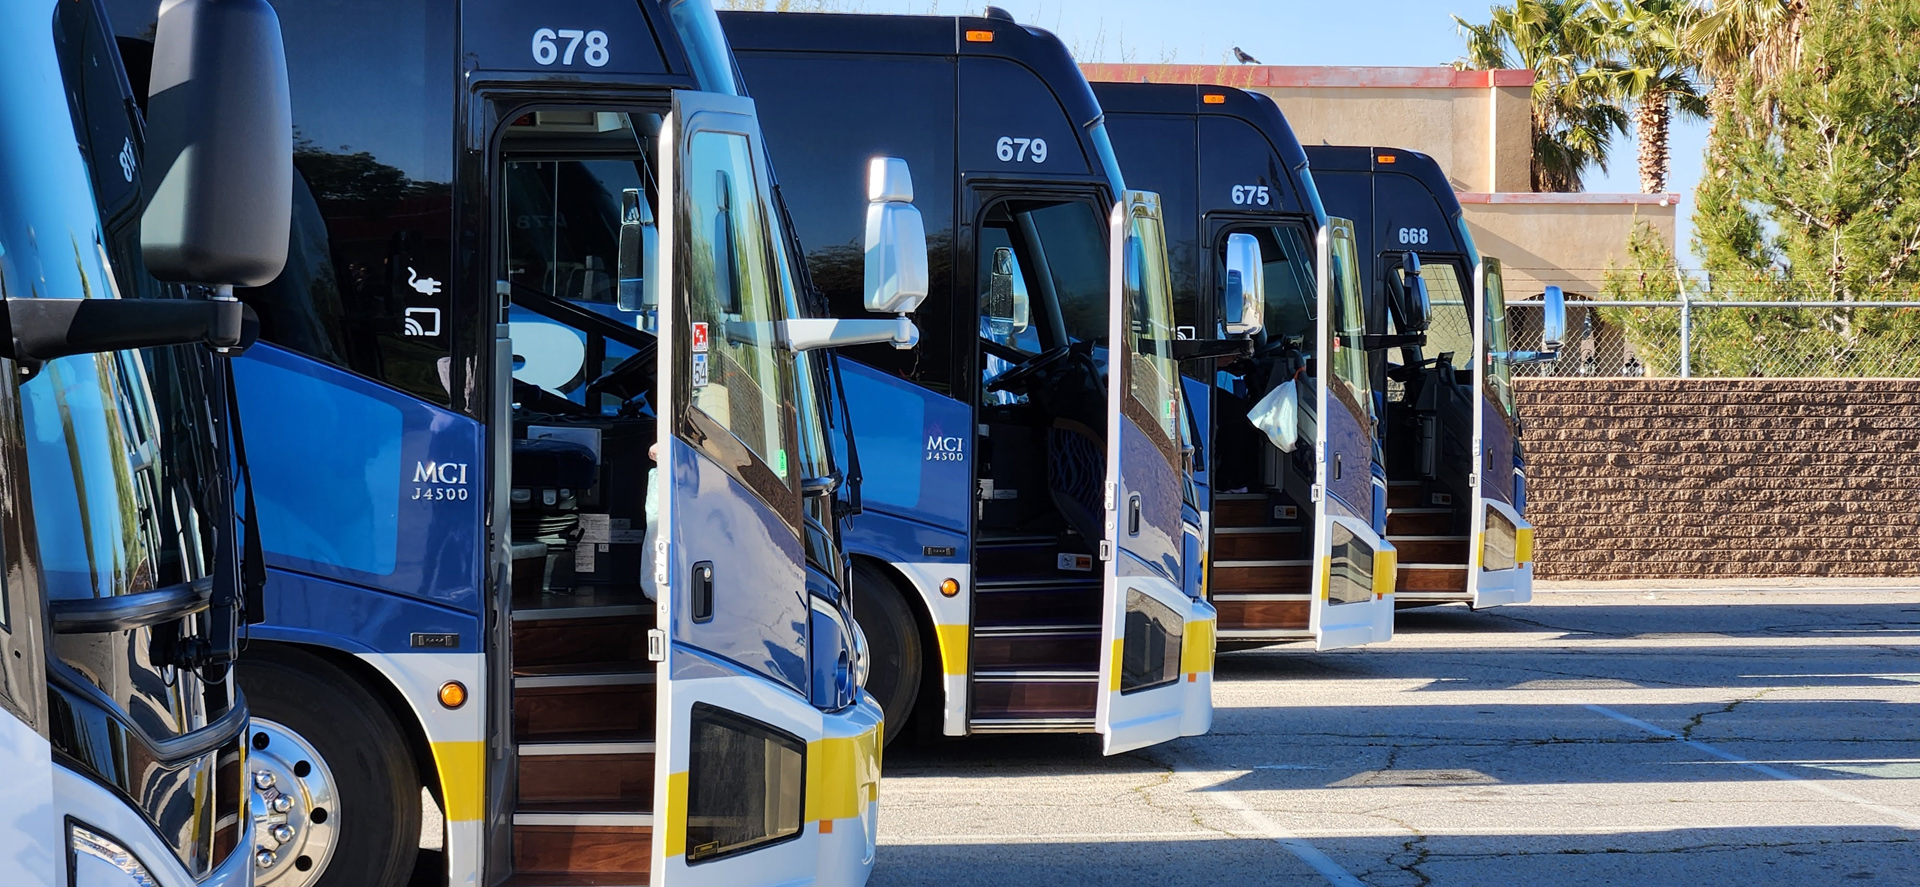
xmin=773 ymin=0 xmax=1708 ymax=264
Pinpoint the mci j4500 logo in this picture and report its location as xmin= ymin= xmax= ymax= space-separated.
xmin=411 ymin=461 xmax=471 ymax=501
xmin=925 ymin=434 xmax=964 ymax=462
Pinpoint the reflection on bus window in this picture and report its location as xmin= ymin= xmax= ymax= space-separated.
xmin=680 ymin=129 xmax=797 ymax=483
xmin=1124 ymin=213 xmax=1180 ymax=444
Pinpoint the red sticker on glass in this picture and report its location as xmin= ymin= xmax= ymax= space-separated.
xmin=691 ymin=322 xmax=710 ymax=353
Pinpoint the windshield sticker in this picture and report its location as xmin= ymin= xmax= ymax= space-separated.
xmin=1057 ymin=553 xmax=1094 ymax=572
xmin=691 ymin=353 xmax=709 ymax=388
xmin=404 ymin=306 xmax=441 ymax=337
xmin=691 ymin=322 xmax=710 ymax=353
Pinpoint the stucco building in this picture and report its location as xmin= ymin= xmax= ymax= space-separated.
xmin=1079 ymin=64 xmax=1677 ymax=300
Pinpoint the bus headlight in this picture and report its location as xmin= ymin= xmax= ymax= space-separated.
xmin=849 ymin=615 xmax=871 ymax=691
xmin=69 ymin=823 xmax=159 ymax=887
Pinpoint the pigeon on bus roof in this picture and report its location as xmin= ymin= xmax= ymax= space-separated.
xmin=1233 ymin=46 xmax=1261 ymax=65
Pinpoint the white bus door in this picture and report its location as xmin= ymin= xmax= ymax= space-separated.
xmin=651 ymin=90 xmax=833 ymax=886
xmin=1309 ymin=219 xmax=1397 ymax=649
xmin=1097 ymin=192 xmax=1200 ymax=754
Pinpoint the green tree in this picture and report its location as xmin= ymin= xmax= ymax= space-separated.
xmin=1590 ymin=0 xmax=1710 ymax=193
xmin=1683 ymin=0 xmax=1806 ymax=109
xmin=1694 ymin=0 xmax=1920 ymax=303
xmin=1455 ymin=0 xmax=1629 ymax=192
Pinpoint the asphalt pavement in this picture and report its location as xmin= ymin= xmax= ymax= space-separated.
xmin=871 ymin=590 xmax=1920 ymax=886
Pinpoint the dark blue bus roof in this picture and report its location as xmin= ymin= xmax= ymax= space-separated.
xmin=721 ymin=11 xmax=1106 ymax=138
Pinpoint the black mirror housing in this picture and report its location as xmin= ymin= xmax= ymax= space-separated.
xmin=0 ymin=299 xmax=258 ymax=372
xmin=141 ymin=0 xmax=293 ymax=288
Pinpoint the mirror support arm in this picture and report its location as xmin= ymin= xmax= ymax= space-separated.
xmin=0 ymin=297 xmax=255 ymax=369
xmin=1172 ymin=338 xmax=1254 ymax=362
xmin=783 ymin=316 xmax=919 ymax=352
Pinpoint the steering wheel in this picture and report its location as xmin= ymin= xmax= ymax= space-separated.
xmin=983 ymin=341 xmax=1075 ymax=394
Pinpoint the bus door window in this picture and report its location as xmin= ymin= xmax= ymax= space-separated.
xmin=1212 ymin=224 xmax=1316 ymax=493
xmin=1482 ymin=261 xmax=1515 ymax=418
xmin=973 ymin=198 xmax=1109 ymax=543
xmin=499 ymin=110 xmax=664 ymax=601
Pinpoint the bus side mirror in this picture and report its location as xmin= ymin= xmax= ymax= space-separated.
xmin=863 ymin=157 xmax=929 ymax=315
xmin=986 ymin=247 xmax=1031 ymax=336
xmin=1223 ymin=232 xmax=1265 ymax=337
xmin=0 ymin=299 xmax=257 ymax=374
xmin=140 ymin=0 xmax=292 ymax=290
xmin=1540 ymin=285 xmax=1567 ymax=353
xmin=1398 ymin=251 xmax=1433 ymax=334
xmin=616 ymin=188 xmax=658 ymax=319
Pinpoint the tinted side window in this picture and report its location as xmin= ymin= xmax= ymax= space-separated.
xmin=735 ymin=52 xmax=957 ymax=395
xmin=109 ymin=0 xmax=459 ymax=405
xmin=685 ymin=704 xmax=805 ymax=862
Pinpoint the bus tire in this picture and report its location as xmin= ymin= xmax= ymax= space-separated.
xmin=852 ymin=560 xmax=922 ymax=747
xmin=239 ymin=650 xmax=422 ymax=887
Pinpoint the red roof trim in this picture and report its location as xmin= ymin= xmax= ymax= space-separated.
xmin=1079 ymin=64 xmax=1535 ymax=89
xmin=1457 ymin=191 xmax=1680 ymax=206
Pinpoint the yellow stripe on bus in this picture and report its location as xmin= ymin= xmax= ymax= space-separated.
xmin=661 ymin=770 xmax=689 ymax=858
xmin=1319 ymin=556 xmax=1333 ymax=600
xmin=803 ymin=725 xmax=884 ymax=823
xmin=1109 ymin=638 xmax=1124 ymax=691
xmin=430 ymin=741 xmax=485 ymax=822
xmin=936 ymin=623 xmax=969 ymax=676
xmin=1373 ymin=546 xmax=1398 ymax=598
xmin=1516 ymin=525 xmax=1535 ymax=564
xmin=1180 ymin=618 xmax=1215 ymax=676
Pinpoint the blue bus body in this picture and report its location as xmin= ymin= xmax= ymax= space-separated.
xmin=1306 ymin=146 xmax=1536 ymax=608
xmin=1096 ymin=82 xmax=1396 ymax=649
xmin=105 ymin=1 xmax=891 ymax=885
xmin=724 ymin=10 xmax=1216 ymax=752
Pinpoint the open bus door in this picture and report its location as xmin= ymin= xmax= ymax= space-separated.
xmin=650 ymin=89 xmax=880 ymax=884
xmin=1097 ymin=192 xmax=1208 ymax=754
xmin=1310 ymin=219 xmax=1397 ymax=648
xmin=1466 ymin=256 xmax=1532 ymax=608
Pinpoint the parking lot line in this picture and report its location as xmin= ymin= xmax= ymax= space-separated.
xmin=1173 ymin=760 xmax=1367 ymax=887
xmin=1580 ymin=702 xmax=1920 ymax=828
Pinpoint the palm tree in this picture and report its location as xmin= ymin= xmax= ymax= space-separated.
xmin=1455 ymin=0 xmax=1629 ymax=192
xmin=1683 ymin=0 xmax=1806 ymax=108
xmin=1589 ymin=0 xmax=1710 ymax=194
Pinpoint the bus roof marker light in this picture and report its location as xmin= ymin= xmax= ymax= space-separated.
xmin=965 ymin=29 xmax=994 ymax=42
xmin=1202 ymin=94 xmax=1226 ymax=104
xmin=1377 ymin=154 xmax=1397 ymax=164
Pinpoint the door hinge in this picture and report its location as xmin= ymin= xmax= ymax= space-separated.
xmin=1099 ymin=540 xmax=1114 ymax=561
xmin=653 ymin=539 xmax=670 ymax=587
xmin=1103 ymin=480 xmax=1118 ymax=511
xmin=647 ymin=628 xmax=666 ymax=662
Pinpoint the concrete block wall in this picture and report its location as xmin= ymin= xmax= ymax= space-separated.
xmin=1515 ymin=379 xmax=1920 ymax=580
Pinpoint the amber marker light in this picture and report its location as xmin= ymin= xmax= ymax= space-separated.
xmin=438 ymin=681 xmax=468 ymax=709
xmin=1202 ymin=93 xmax=1226 ymax=104
xmin=965 ymin=29 xmax=994 ymax=42
xmin=940 ymin=578 xmax=961 ymax=597
xmin=1377 ymin=154 xmax=1397 ymax=164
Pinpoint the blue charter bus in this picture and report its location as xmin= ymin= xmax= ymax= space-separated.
xmin=723 ymin=9 xmax=1218 ymax=752
xmin=1095 ymin=82 xmax=1398 ymax=651
xmin=0 ymin=0 xmax=291 ymax=884
xmin=102 ymin=1 xmax=920 ymax=885
xmin=1305 ymin=146 xmax=1564 ymax=609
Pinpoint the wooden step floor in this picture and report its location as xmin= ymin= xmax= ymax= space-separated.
xmin=969 ymin=672 xmax=1100 ymax=722
xmin=1387 ymin=507 xmax=1454 ymax=537
xmin=1395 ymin=564 xmax=1470 ymax=597
xmin=1211 ymin=526 xmax=1303 ymax=561
xmin=511 ymin=591 xmax=655 ymax=882
xmin=971 ymin=625 xmax=1100 ymax=672
xmin=1389 ymin=536 xmax=1470 ymax=564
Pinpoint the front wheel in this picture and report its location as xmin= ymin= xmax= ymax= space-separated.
xmin=851 ymin=560 xmax=923 ymax=747
xmin=239 ymin=650 xmax=422 ymax=887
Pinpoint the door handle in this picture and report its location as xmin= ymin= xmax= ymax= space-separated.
xmin=1128 ymin=493 xmax=1142 ymax=536
xmin=691 ymin=561 xmax=714 ymax=623
xmin=1333 ymin=453 xmax=1343 ymax=480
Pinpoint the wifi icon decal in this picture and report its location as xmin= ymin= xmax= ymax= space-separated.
xmin=404 ymin=307 xmax=441 ymax=337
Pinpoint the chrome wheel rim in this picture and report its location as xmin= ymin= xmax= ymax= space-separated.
xmin=249 ymin=718 xmax=340 ymax=886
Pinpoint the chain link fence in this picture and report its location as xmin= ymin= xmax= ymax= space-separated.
xmin=1506 ymin=298 xmax=1920 ymax=378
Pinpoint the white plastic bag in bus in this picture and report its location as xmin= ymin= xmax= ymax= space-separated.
xmin=1247 ymin=381 xmax=1300 ymax=452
